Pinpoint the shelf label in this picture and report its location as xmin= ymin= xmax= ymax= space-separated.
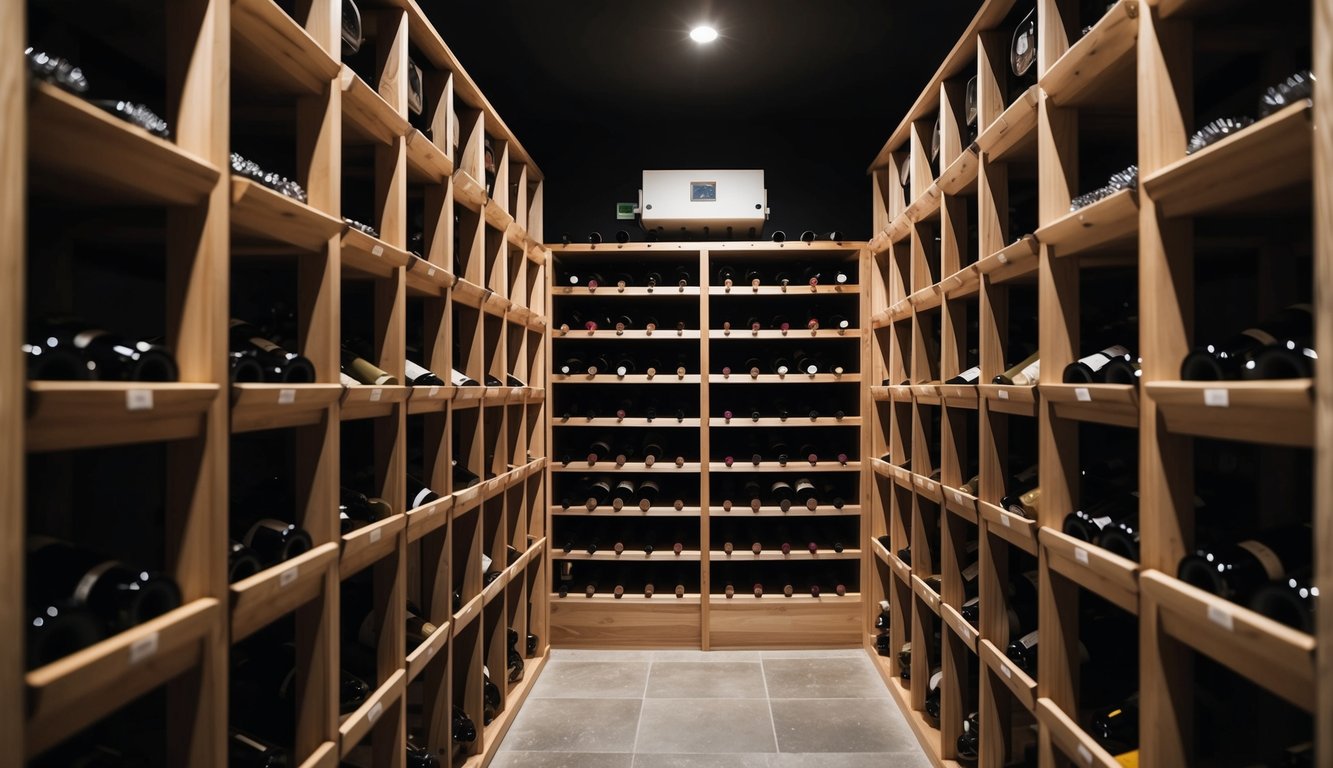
xmin=1001 ymin=664 xmax=1012 ymax=679
xmin=279 ymin=566 xmax=300 ymax=587
xmin=1074 ymin=547 xmax=1090 ymax=565
xmin=997 ymin=389 xmax=1010 ymax=400
xmin=1001 ymin=514 xmax=1012 ymax=528
xmin=1074 ymin=387 xmax=1091 ymax=402
xmin=277 ymin=388 xmax=296 ymax=404
xmin=1207 ymin=604 xmax=1234 ymax=631
xmin=368 ymin=701 xmax=384 ymax=724
xmin=1204 ymin=388 xmax=1230 ymax=407
xmin=370 ymin=527 xmax=383 ymax=544
xmin=427 ymin=267 xmax=436 ymax=277
xmin=1077 ymin=744 xmax=1093 ymax=765
xmin=126 ymin=389 xmax=154 ymax=411
xmin=428 ymin=385 xmax=440 ymax=397
xmin=954 ymin=491 xmax=965 ymax=505
xmin=370 ymin=388 xmax=383 ymax=402
xmin=129 ymin=632 xmax=160 ymax=664
xmin=371 ymin=245 xmax=384 ymax=257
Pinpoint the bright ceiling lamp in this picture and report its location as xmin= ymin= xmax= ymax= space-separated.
xmin=689 ymin=25 xmax=719 ymax=43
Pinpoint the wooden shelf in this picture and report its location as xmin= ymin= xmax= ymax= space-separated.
xmin=231 ymin=383 xmax=341 ymax=433
xmin=940 ymin=384 xmax=979 ymax=409
xmin=708 ymin=461 xmax=861 ymax=473
xmin=552 ymin=461 xmax=703 ymax=473
xmin=28 ymin=82 xmax=220 ymax=206
xmin=938 ymin=264 xmax=982 ymax=300
xmin=338 ymin=670 xmax=406 ymax=758
xmin=711 ymin=416 xmax=860 ymax=428
xmin=230 ymin=542 xmax=340 ymax=641
xmin=911 ymin=574 xmax=943 ymax=615
xmin=231 ymin=178 xmax=344 ymax=251
xmin=405 ymin=618 xmax=451 ymax=683
xmin=25 ymin=382 xmax=218 ymax=452
xmin=978 ymin=500 xmax=1039 ymax=556
xmin=974 ymin=235 xmax=1039 ymax=283
xmin=552 ymin=373 xmax=702 ymax=385
xmin=710 ymin=328 xmax=860 ymax=340
xmin=709 ymin=549 xmax=862 ymax=562
xmin=977 ymin=86 xmax=1040 ymax=162
xmin=1040 ymin=527 xmax=1139 ymax=616
xmin=404 ymin=129 xmax=454 ymax=182
xmin=340 ymin=514 xmax=407 ymax=577
xmin=942 ymin=485 xmax=979 ymax=524
xmin=708 ymin=596 xmax=862 ymax=649
xmin=1036 ymin=697 xmax=1124 ymax=768
xmin=1142 ymin=100 xmax=1313 ymax=218
xmin=1145 ymin=379 xmax=1314 ymax=447
xmin=553 ymin=329 xmax=701 ymax=340
xmin=556 ymin=285 xmax=703 ymax=297
xmin=978 ymin=384 xmax=1039 ymax=417
xmin=937 ymin=147 xmax=980 ymax=196
xmin=941 ymin=603 xmax=979 ymax=654
xmin=552 ymin=592 xmax=703 ymax=605
xmin=711 ymin=373 xmax=861 ymax=384
xmin=705 ymin=284 xmax=860 ymax=296
xmin=905 ymin=183 xmax=943 ymax=223
xmin=340 ymin=67 xmax=409 ymax=145
xmin=340 ymin=384 xmax=411 ymax=421
xmin=979 ymin=638 xmax=1037 ymax=713
xmin=404 ymin=254 xmax=454 ymax=297
xmin=1040 ymin=0 xmax=1140 ymax=107
xmin=554 ymin=417 xmax=703 ymax=428
xmin=554 ymin=550 xmax=703 ymax=562
xmin=231 ymin=0 xmax=340 ymax=94
xmin=909 ymin=285 xmax=942 ymax=313
xmin=405 ymin=494 xmax=454 ymax=542
xmin=1141 ymin=570 xmax=1314 ymax=712
xmin=909 ymin=472 xmax=945 ymax=503
xmin=1039 ymin=383 xmax=1140 ymax=428
xmin=554 ymin=505 xmax=703 ymax=517
xmin=341 ymin=227 xmax=411 ymax=278
xmin=25 ymin=598 xmax=220 ymax=757
xmin=1035 ymin=188 xmax=1139 ymax=258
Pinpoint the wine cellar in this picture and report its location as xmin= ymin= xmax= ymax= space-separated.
xmin=1 ymin=0 xmax=1330 ymax=766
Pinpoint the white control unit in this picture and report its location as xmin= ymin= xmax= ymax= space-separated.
xmin=639 ymin=169 xmax=768 ymax=236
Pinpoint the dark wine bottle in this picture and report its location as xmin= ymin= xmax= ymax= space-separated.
xmin=1248 ymin=573 xmax=1316 ymax=633
xmin=1011 ymin=6 xmax=1038 ymax=81
xmin=405 ymin=359 xmax=445 ymax=386
xmin=1181 ymin=304 xmax=1314 ymax=380
xmin=27 ymin=537 xmax=182 ymax=632
xmin=483 ymin=668 xmax=501 ymax=724
xmin=237 ymin=518 xmax=313 ymax=566
xmin=451 ymin=367 xmax=481 ymax=386
xmin=452 ymin=459 xmax=481 ymax=488
xmin=26 ymin=597 xmax=105 ymax=669
xmin=999 ymin=464 xmax=1039 ymax=515
xmin=453 ymin=705 xmax=478 ymax=744
xmin=407 ymin=473 xmax=442 ymax=509
xmin=1063 ymin=344 xmax=1133 ymax=383
xmin=230 ymin=728 xmax=291 ymax=768
xmin=1177 ymin=524 xmax=1312 ymax=602
xmin=230 ymin=319 xmax=314 ymax=382
xmin=1089 ymin=694 xmax=1138 ymax=756
xmin=1005 ymin=629 xmax=1040 ymax=674
xmin=228 ymin=540 xmax=263 ymax=583
xmin=507 ymin=628 xmax=525 ymax=682
xmin=30 ymin=319 xmax=179 ymax=382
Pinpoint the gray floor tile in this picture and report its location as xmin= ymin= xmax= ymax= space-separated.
xmin=491 ymin=753 xmax=634 ymax=768
xmin=530 ymin=661 xmax=651 ymax=698
xmin=762 ymin=657 xmax=890 ymax=699
xmin=633 ymin=754 xmax=772 ymax=768
xmin=635 ymin=699 xmax=777 ymax=754
xmin=499 ymin=698 xmax=643 ymax=753
xmin=770 ymin=698 xmax=916 ymax=753
xmin=770 ymin=753 xmax=931 ymax=768
xmin=646 ymin=661 xmax=767 ymax=698
xmin=651 ymin=649 xmax=762 ymax=662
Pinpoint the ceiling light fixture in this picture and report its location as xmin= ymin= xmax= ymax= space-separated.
xmin=690 ymin=25 xmax=719 ymax=44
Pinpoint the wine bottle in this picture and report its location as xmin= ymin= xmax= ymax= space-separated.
xmin=22 ymin=331 xmax=92 ymax=381
xmin=1011 ymin=6 xmax=1038 ymax=81
xmin=341 ymin=0 xmax=364 ymax=55
xmin=612 ymin=478 xmax=636 ymax=510
xmin=25 ymin=597 xmax=105 ymax=669
xmin=993 ymin=351 xmax=1040 ymax=385
xmin=230 ymin=319 xmax=314 ymax=382
xmin=452 ymin=705 xmax=477 ymax=744
xmin=341 ymin=346 xmax=397 ymax=384
xmin=1178 ymin=524 xmax=1312 ymax=602
xmin=451 ymin=368 xmax=481 ymax=386
xmin=405 ymin=359 xmax=445 ymax=386
xmin=1181 ymin=304 xmax=1314 ymax=380
xmin=924 ymin=667 xmax=944 ymax=722
xmin=898 ymin=641 xmax=912 ymax=680
xmin=483 ymin=668 xmax=501 ymax=724
xmin=27 ymin=537 xmax=182 ymax=632
xmin=673 ymin=265 xmax=692 ymax=287
xmin=637 ymin=479 xmax=661 ymax=510
xmin=957 ymin=711 xmax=980 ymax=762
xmin=30 ymin=320 xmax=180 ymax=382
xmin=584 ymin=478 xmax=612 ymax=509
xmin=507 ymin=628 xmax=525 ymax=682
xmin=1095 ymin=514 xmax=1141 ymax=561
xmin=228 ymin=540 xmax=263 ymax=583
xmin=239 ymin=518 xmax=314 ymax=566
xmin=1062 ymin=491 xmax=1135 ymax=543
xmin=452 ymin=459 xmax=481 ymax=488
xmin=999 ymin=464 xmax=1038 ymax=513
xmin=407 ymin=737 xmax=441 ymax=768
xmin=230 ymin=728 xmax=291 ymax=768
xmin=1103 ymin=354 xmax=1142 ymax=384
xmin=339 ymin=487 xmax=386 ymax=533
xmin=1246 ymin=571 xmax=1316 ymax=633
xmin=1089 ymin=694 xmax=1138 ymax=756
xmin=1063 ymin=344 xmax=1133 ymax=383
xmin=407 ymin=474 xmax=442 ymax=509
xmin=1005 ymin=629 xmax=1039 ymax=674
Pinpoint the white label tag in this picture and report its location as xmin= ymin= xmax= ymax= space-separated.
xmin=126 ymin=389 xmax=154 ymax=411
xmin=371 ymin=245 xmax=384 ymax=257
xmin=130 ymin=632 xmax=160 ymax=664
xmin=429 ymin=385 xmax=440 ymax=397
xmin=997 ymin=389 xmax=1010 ymax=400
xmin=1207 ymin=604 xmax=1234 ymax=630
xmin=368 ymin=701 xmax=383 ymax=723
xmin=954 ymin=492 xmax=965 ymax=504
xmin=1075 ymin=547 xmax=1089 ymax=565
xmin=427 ymin=267 xmax=436 ymax=277
xmin=1075 ymin=387 xmax=1091 ymax=402
xmin=1077 ymin=745 xmax=1093 ymax=765
xmin=1001 ymin=514 xmax=1012 ymax=528
xmin=278 ymin=388 xmax=296 ymax=404
xmin=1001 ymin=664 xmax=1012 ymax=679
xmin=1204 ymin=388 xmax=1230 ymax=407
xmin=280 ymin=566 xmax=300 ymax=587
xmin=370 ymin=388 xmax=383 ymax=402
xmin=370 ymin=527 xmax=383 ymax=543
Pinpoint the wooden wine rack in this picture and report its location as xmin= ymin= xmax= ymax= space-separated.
xmin=546 ymin=241 xmax=870 ymax=649
xmin=866 ymin=1 xmax=1332 ymax=766
xmin=3 ymin=0 xmax=549 ymax=765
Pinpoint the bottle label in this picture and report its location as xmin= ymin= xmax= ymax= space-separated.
xmin=928 ymin=670 xmax=944 ymax=690
xmin=1018 ymin=630 xmax=1039 ymax=649
xmin=248 ymin=336 xmax=282 ymax=354
xmin=72 ymin=329 xmax=110 ymax=349
xmin=1240 ymin=328 xmax=1279 ymax=346
xmin=962 ymin=561 xmax=980 ymax=581
xmin=1092 ymin=515 xmax=1114 ymax=529
xmin=413 ymin=487 xmax=435 ymax=508
xmin=405 ymin=359 xmax=433 ymax=381
xmin=1077 ymin=345 xmax=1131 ymax=371
xmin=1014 ymin=359 xmax=1041 ymax=385
xmin=1237 ymin=540 xmax=1285 ymax=580
xmin=73 ymin=559 xmax=121 ymax=604
xmin=954 ymin=366 xmax=981 ymax=384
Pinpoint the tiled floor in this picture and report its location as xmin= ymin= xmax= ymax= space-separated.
xmin=491 ymin=649 xmax=932 ymax=768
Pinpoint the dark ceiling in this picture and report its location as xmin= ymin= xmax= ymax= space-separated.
xmin=431 ymin=1 xmax=978 ymax=241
